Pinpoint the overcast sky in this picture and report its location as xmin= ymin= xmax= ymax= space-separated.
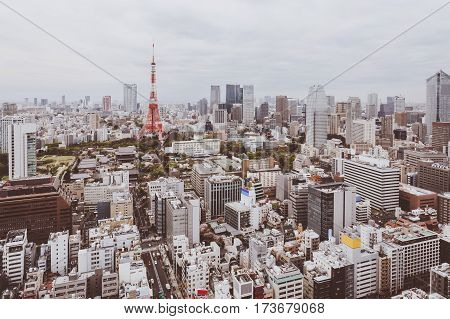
xmin=1 ymin=0 xmax=450 ymax=105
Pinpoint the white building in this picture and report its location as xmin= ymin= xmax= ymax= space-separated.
xmin=48 ymin=231 xmax=69 ymax=276
xmin=177 ymin=242 xmax=220 ymax=297
xmin=166 ymin=193 xmax=200 ymax=247
xmin=341 ymin=230 xmax=379 ymax=298
xmin=352 ymin=119 xmax=375 ymax=146
xmin=242 ymin=85 xmax=255 ymax=124
xmin=78 ymin=238 xmax=115 ymax=274
xmin=210 ymin=85 xmax=221 ymax=112
xmin=169 ymin=139 xmax=220 ymax=156
xmin=148 ymin=177 xmax=184 ymax=197
xmin=377 ymin=225 xmax=440 ymax=296
xmin=306 ymin=85 xmax=329 ymax=148
xmin=0 ymin=115 xmax=24 ymax=153
xmin=266 ymin=263 xmax=303 ymax=299
xmin=343 ymin=157 xmax=400 ymax=215
xmin=123 ymin=83 xmax=137 ymax=112
xmin=393 ymin=96 xmax=406 ymax=113
xmin=2 ymin=229 xmax=27 ymax=285
xmin=7 ymin=122 xmax=37 ymax=180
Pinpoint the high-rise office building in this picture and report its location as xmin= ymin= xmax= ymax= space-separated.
xmin=61 ymin=95 xmax=66 ymax=106
xmin=257 ymin=102 xmax=269 ymax=124
xmin=352 ymin=119 xmax=375 ymax=146
xmin=306 ymin=86 xmax=328 ymax=148
xmin=426 ymin=70 xmax=450 ymax=135
xmin=276 ymin=95 xmax=289 ymax=126
xmin=8 ymin=122 xmax=37 ymax=180
xmin=346 ymin=102 xmax=353 ymax=144
xmin=366 ymin=93 xmax=378 ymax=119
xmin=242 ymin=85 xmax=255 ymax=124
xmin=205 ymin=175 xmax=242 ymax=220
xmin=102 ymin=96 xmax=111 ymax=112
xmin=123 ymin=83 xmax=137 ymax=112
xmin=226 ymin=84 xmax=241 ymax=105
xmin=392 ymin=96 xmax=405 ymax=113
xmin=308 ymin=182 xmax=356 ymax=241
xmin=0 ymin=115 xmax=25 ymax=153
xmin=343 ymin=157 xmax=400 ymax=216
xmin=210 ymin=85 xmax=221 ymax=113
xmin=348 ymin=97 xmax=361 ymax=119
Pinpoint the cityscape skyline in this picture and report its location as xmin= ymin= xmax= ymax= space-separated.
xmin=1 ymin=0 xmax=450 ymax=104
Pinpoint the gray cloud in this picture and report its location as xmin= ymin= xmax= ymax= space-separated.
xmin=0 ymin=0 xmax=449 ymax=105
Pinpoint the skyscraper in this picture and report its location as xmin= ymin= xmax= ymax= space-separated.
xmin=210 ymin=85 xmax=221 ymax=113
xmin=8 ymin=122 xmax=37 ymax=180
xmin=123 ymin=83 xmax=137 ymax=112
xmin=242 ymin=85 xmax=255 ymax=124
xmin=426 ymin=70 xmax=450 ymax=135
xmin=306 ymin=86 xmax=328 ymax=147
xmin=366 ymin=93 xmax=378 ymax=119
xmin=0 ymin=115 xmax=25 ymax=153
xmin=348 ymin=97 xmax=361 ymax=119
xmin=226 ymin=84 xmax=240 ymax=104
xmin=308 ymin=182 xmax=356 ymax=241
xmin=102 ymin=96 xmax=111 ymax=112
xmin=276 ymin=95 xmax=289 ymax=126
xmin=393 ymin=96 xmax=405 ymax=113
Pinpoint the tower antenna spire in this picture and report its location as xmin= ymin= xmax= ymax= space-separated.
xmin=141 ymin=43 xmax=163 ymax=137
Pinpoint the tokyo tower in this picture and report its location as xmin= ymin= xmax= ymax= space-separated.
xmin=141 ymin=43 xmax=163 ymax=136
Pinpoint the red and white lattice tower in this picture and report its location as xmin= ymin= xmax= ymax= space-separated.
xmin=142 ymin=43 xmax=163 ymax=136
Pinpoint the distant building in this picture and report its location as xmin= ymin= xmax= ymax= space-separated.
xmin=432 ymin=122 xmax=450 ymax=152
xmin=123 ymin=83 xmax=137 ymax=112
xmin=7 ymin=122 xmax=37 ymax=180
xmin=102 ymin=96 xmax=111 ymax=112
xmin=306 ymin=86 xmax=328 ymax=147
xmin=205 ymin=175 xmax=242 ymax=220
xmin=426 ymin=70 xmax=450 ymax=135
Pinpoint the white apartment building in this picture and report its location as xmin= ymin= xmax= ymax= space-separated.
xmin=118 ymin=251 xmax=148 ymax=285
xmin=232 ymin=269 xmax=254 ymax=299
xmin=340 ymin=231 xmax=379 ymax=298
xmin=352 ymin=119 xmax=375 ymax=146
xmin=53 ymin=272 xmax=88 ymax=299
xmin=266 ymin=263 xmax=303 ymax=299
xmin=148 ymin=176 xmax=184 ymax=197
xmin=177 ymin=242 xmax=220 ymax=297
xmin=2 ymin=229 xmax=27 ymax=285
xmin=48 ymin=231 xmax=69 ymax=276
xmin=170 ymin=138 xmax=220 ymax=156
xmin=7 ymin=122 xmax=37 ymax=179
xmin=0 ymin=115 xmax=24 ymax=153
xmin=78 ymin=238 xmax=115 ymax=274
xmin=166 ymin=193 xmax=200 ymax=246
xmin=343 ymin=157 xmax=400 ymax=215
xmin=246 ymin=167 xmax=281 ymax=188
xmin=377 ymin=225 xmax=440 ymax=296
